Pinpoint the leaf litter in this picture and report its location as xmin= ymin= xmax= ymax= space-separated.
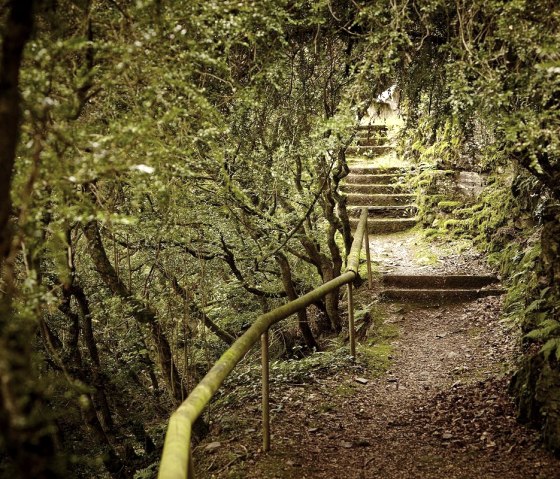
xmin=195 ymin=233 xmax=560 ymax=478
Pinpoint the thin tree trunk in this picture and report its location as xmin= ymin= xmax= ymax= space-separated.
xmin=275 ymin=253 xmax=319 ymax=349
xmin=70 ymin=283 xmax=115 ymax=430
xmin=39 ymin=318 xmax=126 ymax=477
xmin=83 ymin=220 xmax=186 ymax=402
xmin=322 ymin=182 xmax=344 ymax=332
xmin=299 ymin=236 xmax=342 ymax=332
xmin=163 ymin=269 xmax=236 ymax=345
xmin=333 ymin=149 xmax=353 ymax=255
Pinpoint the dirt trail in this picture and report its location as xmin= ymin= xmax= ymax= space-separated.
xmin=196 ymin=232 xmax=560 ymax=479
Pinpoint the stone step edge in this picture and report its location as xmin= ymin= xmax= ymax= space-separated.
xmin=347 ymin=205 xmax=417 ymax=212
xmin=345 ymin=175 xmax=404 ymax=185
xmin=381 ymin=274 xmax=499 ymax=289
xmin=357 ymin=125 xmax=388 ymax=131
xmin=347 ymin=167 xmax=405 ymax=173
xmin=379 ymin=288 xmax=505 ymax=301
xmin=341 ymin=183 xmax=409 ymax=188
xmin=349 ymin=219 xmax=417 ymax=234
xmin=345 ymin=193 xmax=415 ymax=200
xmin=341 ymin=186 xmax=410 ymax=193
xmin=349 ymin=217 xmax=417 ymax=222
xmin=345 ymin=170 xmax=404 ymax=179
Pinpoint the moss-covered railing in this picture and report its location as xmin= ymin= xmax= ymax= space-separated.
xmin=158 ymin=208 xmax=372 ymax=479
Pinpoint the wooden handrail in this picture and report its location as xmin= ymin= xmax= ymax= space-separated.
xmin=158 ymin=208 xmax=371 ymax=479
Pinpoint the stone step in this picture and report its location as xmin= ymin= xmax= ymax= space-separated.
xmin=355 ymin=136 xmax=388 ymax=145
xmin=347 ymin=166 xmax=403 ymax=175
xmin=348 ymin=205 xmax=417 ymax=218
xmin=356 ymin=139 xmax=388 ymax=147
xmin=357 ymin=125 xmax=388 ymax=132
xmin=345 ymin=174 xmax=402 ymax=185
xmin=341 ymin=183 xmax=407 ymax=194
xmin=379 ymin=288 xmax=505 ymax=302
xmin=347 ymin=145 xmax=392 ymax=155
xmin=350 ymin=217 xmax=416 ymax=234
xmin=356 ymin=131 xmax=387 ymax=138
xmin=346 ymin=193 xmax=415 ymax=206
xmin=381 ymin=274 xmax=499 ymax=289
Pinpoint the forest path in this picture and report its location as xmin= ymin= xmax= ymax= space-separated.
xmin=196 ymin=230 xmax=560 ymax=479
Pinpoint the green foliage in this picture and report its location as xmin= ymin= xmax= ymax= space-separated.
xmin=541 ymin=338 xmax=560 ymax=362
xmin=526 ymin=320 xmax=560 ymax=341
xmin=2 ymin=0 xmax=560 ymax=472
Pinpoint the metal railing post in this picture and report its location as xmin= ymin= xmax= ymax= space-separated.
xmin=261 ymin=329 xmax=270 ymax=452
xmin=187 ymin=449 xmax=194 ymax=479
xmin=347 ymin=283 xmax=356 ymax=358
xmin=364 ymin=216 xmax=373 ymax=289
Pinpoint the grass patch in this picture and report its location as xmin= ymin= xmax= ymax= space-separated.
xmin=356 ymin=302 xmax=399 ymax=375
xmin=334 ymin=382 xmax=358 ymax=397
xmin=358 ymin=342 xmax=392 ymax=374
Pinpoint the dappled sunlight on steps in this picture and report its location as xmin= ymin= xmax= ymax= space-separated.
xmin=343 ymin=124 xmax=418 ymax=235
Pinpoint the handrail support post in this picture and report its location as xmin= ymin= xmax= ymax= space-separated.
xmin=364 ymin=215 xmax=373 ymax=289
xmin=347 ymin=283 xmax=356 ymax=359
xmin=187 ymin=449 xmax=194 ymax=479
xmin=261 ymin=329 xmax=270 ymax=452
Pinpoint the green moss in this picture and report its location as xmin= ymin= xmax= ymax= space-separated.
xmin=443 ymin=219 xmax=461 ymax=229
xmin=425 ymin=194 xmax=446 ymax=205
xmin=414 ymin=248 xmax=439 ymax=265
xmin=319 ymin=402 xmax=336 ymax=413
xmin=358 ymin=342 xmax=392 ymax=374
xmin=434 ymin=169 xmax=456 ymax=176
xmin=437 ymin=200 xmax=461 ymax=212
xmin=358 ymin=304 xmax=398 ymax=374
xmin=378 ymin=322 xmax=399 ymax=340
xmin=334 ymin=382 xmax=357 ymax=397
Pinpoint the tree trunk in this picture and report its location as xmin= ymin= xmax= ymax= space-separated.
xmin=164 ymin=270 xmax=237 ymax=345
xmin=322 ymin=182 xmax=344 ymax=332
xmin=0 ymin=0 xmax=32 ymax=260
xmin=333 ymin=149 xmax=353 ymax=255
xmin=0 ymin=3 xmax=70 ymax=477
xmin=83 ymin=220 xmax=186 ymax=402
xmin=70 ymin=283 xmax=115 ymax=430
xmin=275 ymin=253 xmax=318 ymax=350
xmin=299 ymin=236 xmax=342 ymax=332
xmin=39 ymin=317 xmax=128 ymax=477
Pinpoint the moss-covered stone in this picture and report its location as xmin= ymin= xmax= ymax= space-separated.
xmin=437 ymin=200 xmax=461 ymax=212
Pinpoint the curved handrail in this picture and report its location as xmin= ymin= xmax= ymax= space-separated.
xmin=158 ymin=208 xmax=370 ymax=479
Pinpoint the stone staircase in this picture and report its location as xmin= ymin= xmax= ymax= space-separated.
xmin=347 ymin=125 xmax=392 ymax=157
xmin=343 ymin=124 xmax=417 ymax=234
xmin=343 ymin=123 xmax=503 ymax=302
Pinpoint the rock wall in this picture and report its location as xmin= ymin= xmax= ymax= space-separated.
xmin=511 ymin=205 xmax=560 ymax=455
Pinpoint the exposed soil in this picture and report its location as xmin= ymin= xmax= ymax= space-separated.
xmin=194 ymin=232 xmax=560 ymax=479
